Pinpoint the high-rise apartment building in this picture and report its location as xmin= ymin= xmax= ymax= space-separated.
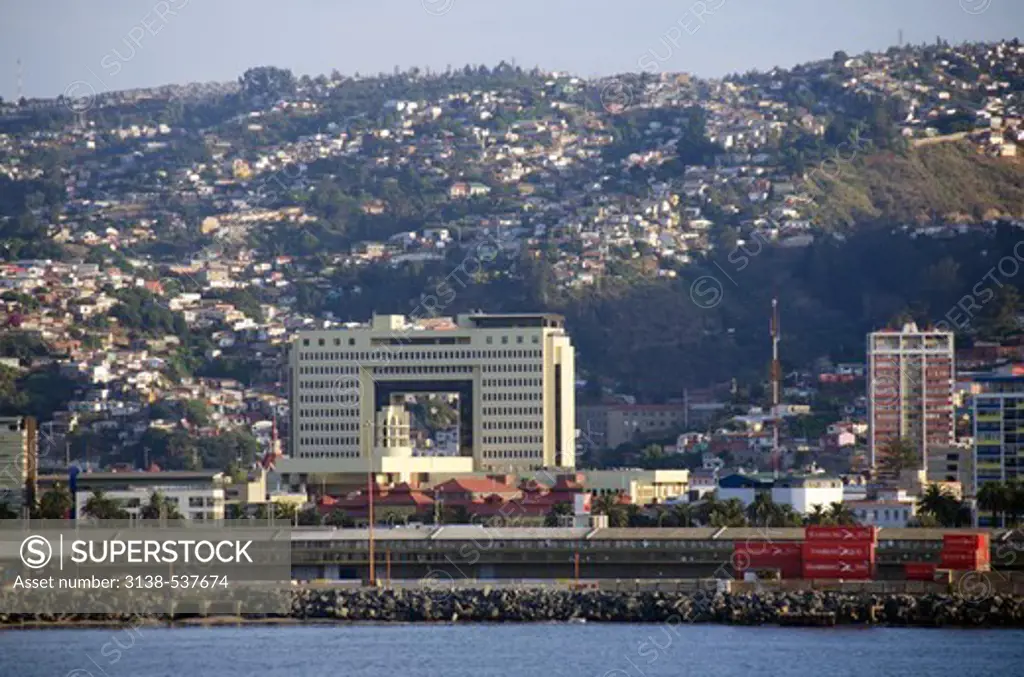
xmin=280 ymin=313 xmax=575 ymax=488
xmin=973 ymin=372 xmax=1024 ymax=493
xmin=868 ymin=323 xmax=954 ymax=472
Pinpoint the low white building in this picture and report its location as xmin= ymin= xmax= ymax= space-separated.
xmin=846 ymin=499 xmax=916 ymax=528
xmin=717 ymin=473 xmax=844 ymax=515
xmin=70 ymin=471 xmax=226 ymax=521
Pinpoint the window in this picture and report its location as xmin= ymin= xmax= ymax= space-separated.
xmin=501 ymin=336 xmax=508 ymax=344
xmin=486 ymin=336 xmax=493 ymax=345
xmin=516 ymin=336 xmax=524 ymax=344
xmin=349 ymin=338 xmax=356 ymax=346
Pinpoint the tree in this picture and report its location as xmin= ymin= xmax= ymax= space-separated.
xmin=709 ymin=498 xmax=748 ymax=527
xmin=35 ymin=483 xmax=73 ymax=519
xmin=0 ymin=502 xmax=18 ymax=519
xmin=139 ymin=491 xmax=183 ymax=520
xmin=325 ymin=509 xmax=354 ymax=528
xmin=257 ymin=502 xmax=299 ymax=522
xmin=438 ymin=505 xmax=471 ymax=525
xmin=806 ymin=503 xmax=830 ymax=526
xmin=297 ymin=506 xmax=325 ymax=526
xmin=544 ymin=502 xmax=572 ymax=527
xmin=826 ymin=501 xmax=859 ymax=526
xmin=747 ymin=493 xmax=777 ymax=527
xmin=878 ymin=438 xmax=920 ymax=477
xmin=83 ymin=490 xmax=129 ymax=520
xmin=182 ymin=399 xmax=211 ymax=427
xmin=978 ymin=481 xmax=1016 ymax=527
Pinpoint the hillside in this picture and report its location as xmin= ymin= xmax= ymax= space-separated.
xmin=815 ymin=141 xmax=1024 ymax=228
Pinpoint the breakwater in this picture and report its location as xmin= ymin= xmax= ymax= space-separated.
xmin=4 ymin=587 xmax=1024 ymax=628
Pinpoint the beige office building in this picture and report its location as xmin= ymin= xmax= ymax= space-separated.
xmin=279 ymin=313 xmax=576 ymax=488
xmin=0 ymin=416 xmax=36 ymax=511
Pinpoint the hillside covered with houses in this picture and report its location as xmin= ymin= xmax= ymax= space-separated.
xmin=0 ymin=39 xmax=1023 ymax=472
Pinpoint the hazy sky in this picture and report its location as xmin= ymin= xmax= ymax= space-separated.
xmin=1 ymin=0 xmax=1020 ymax=99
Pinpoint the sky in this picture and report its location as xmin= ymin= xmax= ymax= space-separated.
xmin=0 ymin=0 xmax=1021 ymax=100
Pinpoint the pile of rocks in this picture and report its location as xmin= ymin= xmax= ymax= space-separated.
xmin=289 ymin=588 xmax=1024 ymax=627
xmin=4 ymin=587 xmax=1024 ymax=627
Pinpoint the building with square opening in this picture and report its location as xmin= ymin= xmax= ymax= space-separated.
xmin=278 ymin=313 xmax=575 ymax=491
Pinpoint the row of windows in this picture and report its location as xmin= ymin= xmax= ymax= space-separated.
xmin=483 ymin=392 xmax=541 ymax=402
xmin=299 ymin=394 xmax=356 ymax=404
xmin=299 ymin=408 xmax=359 ymax=418
xmin=483 ymin=420 xmax=541 ymax=430
xmin=374 ymin=365 xmax=473 ymax=375
xmin=483 ymin=378 xmax=541 ymax=388
xmin=483 ymin=435 xmax=542 ymax=445
xmin=482 ymin=450 xmax=540 ymax=459
xmin=484 ymin=406 xmax=542 ymax=416
xmin=302 ymin=335 xmax=543 ymax=348
xmin=299 ymin=365 xmax=359 ymax=375
xmin=300 ymin=349 xmax=542 ymax=362
xmin=301 ymin=379 xmax=359 ymax=390
xmin=300 ymin=422 xmax=362 ymax=432
xmin=484 ymin=362 xmax=542 ymax=372
xmin=299 ymin=436 xmax=359 ymax=446
xmin=297 ymin=451 xmax=360 ymax=459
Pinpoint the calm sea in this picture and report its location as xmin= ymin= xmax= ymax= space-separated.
xmin=1 ymin=624 xmax=1022 ymax=677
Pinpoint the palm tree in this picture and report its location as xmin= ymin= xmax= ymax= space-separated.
xmin=297 ymin=506 xmax=325 ymax=526
xmin=83 ymin=490 xmax=129 ymax=520
xmin=140 ymin=491 xmax=182 ymax=520
xmin=917 ymin=485 xmax=961 ymax=527
xmin=826 ymin=502 xmax=859 ymax=526
xmin=747 ymin=493 xmax=776 ymax=527
xmin=774 ymin=504 xmax=805 ymax=527
xmin=1008 ymin=479 xmax=1024 ymax=527
xmin=806 ymin=503 xmax=830 ymax=526
xmin=324 ymin=509 xmax=352 ymax=527
xmin=978 ymin=481 xmax=1010 ymax=527
xmin=671 ymin=504 xmax=695 ymax=527
xmin=710 ymin=498 xmax=748 ymax=527
xmin=544 ymin=502 xmax=573 ymax=527
xmin=34 ymin=483 xmax=73 ymax=519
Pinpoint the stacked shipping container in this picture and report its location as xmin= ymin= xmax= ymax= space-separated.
xmin=940 ymin=533 xmax=990 ymax=571
xmin=801 ymin=526 xmax=878 ymax=580
xmin=732 ymin=541 xmax=802 ymax=579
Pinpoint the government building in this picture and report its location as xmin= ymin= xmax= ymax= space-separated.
xmin=277 ymin=313 xmax=576 ymax=492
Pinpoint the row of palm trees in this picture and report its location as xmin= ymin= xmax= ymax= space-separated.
xmin=0 ymin=486 xmax=183 ymax=520
xmin=977 ymin=480 xmax=1024 ymax=527
xmin=573 ymin=492 xmax=861 ymax=529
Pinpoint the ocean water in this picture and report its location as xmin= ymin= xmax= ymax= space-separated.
xmin=1 ymin=624 xmax=1022 ymax=677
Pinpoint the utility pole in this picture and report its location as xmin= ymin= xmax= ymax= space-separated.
xmin=366 ymin=418 xmax=376 ymax=586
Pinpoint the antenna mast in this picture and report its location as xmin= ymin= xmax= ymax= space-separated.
xmin=770 ymin=298 xmax=781 ymax=475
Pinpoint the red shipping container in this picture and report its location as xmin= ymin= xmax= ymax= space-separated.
xmin=941 ymin=551 xmax=988 ymax=570
xmin=805 ymin=526 xmax=877 ymax=542
xmin=802 ymin=559 xmax=873 ymax=579
xmin=943 ymin=533 xmax=990 ymax=552
xmin=905 ymin=563 xmax=937 ymax=581
xmin=803 ymin=542 xmax=876 ymax=561
xmin=734 ymin=542 xmax=802 ymax=557
xmin=732 ymin=542 xmax=803 ymax=579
